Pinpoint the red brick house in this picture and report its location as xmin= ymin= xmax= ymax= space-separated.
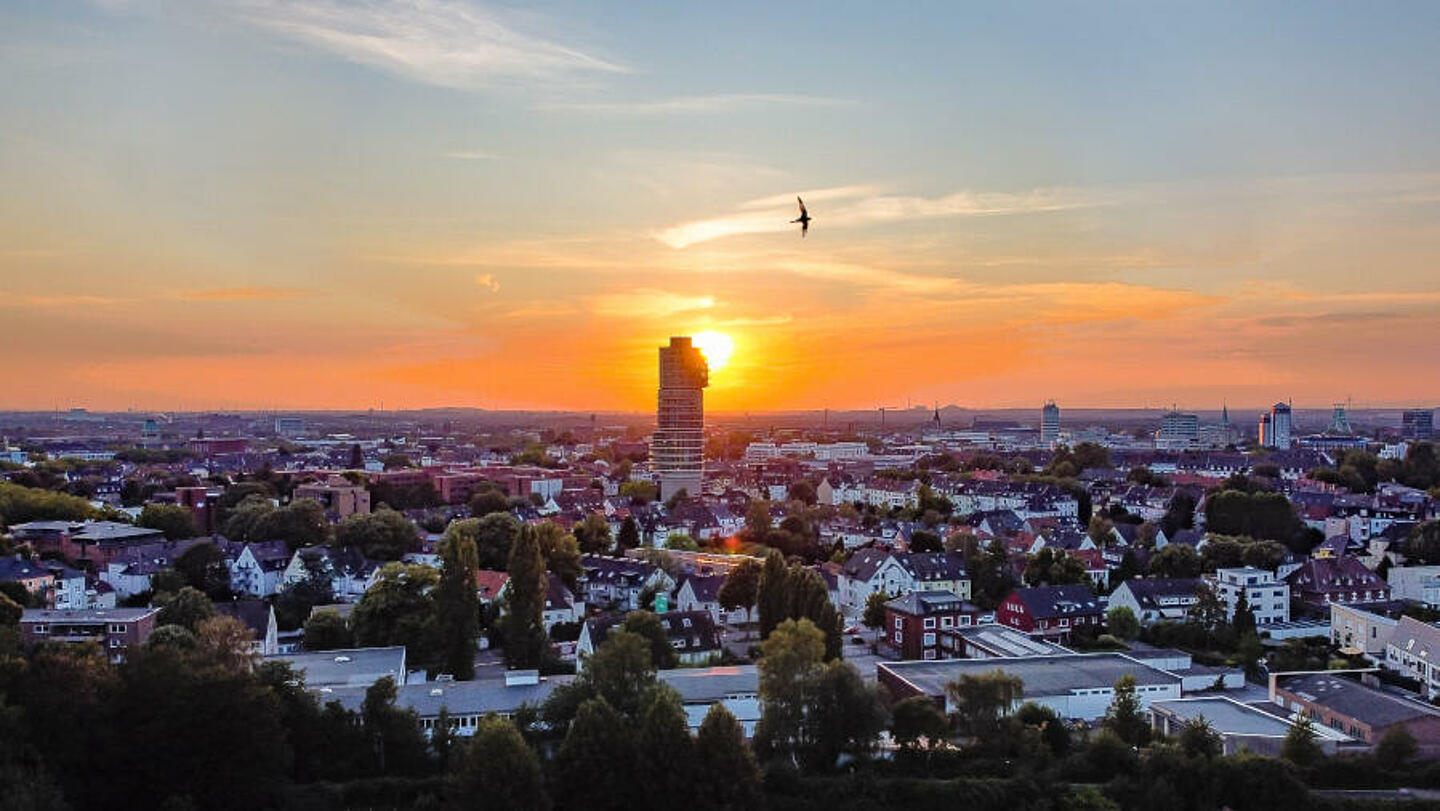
xmin=995 ymin=584 xmax=1103 ymax=641
xmin=884 ymin=590 xmax=981 ymax=660
xmin=1285 ymin=556 xmax=1391 ymax=612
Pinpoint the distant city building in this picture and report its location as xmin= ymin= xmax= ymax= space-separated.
xmin=1402 ymin=409 xmax=1435 ymax=440
xmin=1261 ymin=402 xmax=1293 ymax=449
xmin=293 ymin=476 xmax=371 ymax=519
xmin=1328 ymin=403 xmax=1353 ymax=435
xmin=275 ymin=416 xmax=306 ymax=437
xmin=654 ymin=336 xmax=709 ymax=499
xmin=1041 ymin=401 xmax=1060 ymax=446
xmin=1155 ymin=411 xmax=1199 ymax=450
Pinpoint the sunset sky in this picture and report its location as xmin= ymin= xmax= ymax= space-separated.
xmin=4 ymin=1 xmax=1440 ymax=413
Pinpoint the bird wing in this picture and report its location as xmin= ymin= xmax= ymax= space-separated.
xmin=797 ymin=196 xmax=807 ymax=217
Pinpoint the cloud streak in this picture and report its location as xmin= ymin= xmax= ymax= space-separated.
xmin=174 ymin=286 xmax=312 ymax=301
xmin=656 ymin=185 xmax=1101 ymax=248
xmin=226 ymin=0 xmax=625 ymax=89
xmin=539 ymin=93 xmax=853 ymax=114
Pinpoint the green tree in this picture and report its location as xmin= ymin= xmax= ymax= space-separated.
xmin=572 ymin=513 xmax=613 ymax=554
xmin=1233 ymin=590 xmax=1257 ymax=637
xmin=446 ymin=513 xmax=520 ymax=572
xmin=467 ymin=487 xmax=510 ymax=518
xmin=453 ymin=715 xmax=549 ymax=811
xmin=534 ymin=521 xmax=582 ymax=590
xmin=174 ymin=541 xmax=232 ymax=598
xmin=361 ymin=675 xmax=432 ymax=775
xmin=757 ymin=549 xmax=790 ymax=638
xmin=502 ymin=524 xmax=550 ymax=669
xmin=1178 ymin=715 xmax=1223 ymax=759
xmin=692 ymin=704 xmax=763 ymax=811
xmin=754 ymin=618 xmax=825 ymax=765
xmin=890 ymin=694 xmax=950 ymax=751
xmin=333 ymin=508 xmax=416 ymax=560
xmin=618 ymin=480 xmax=657 ymax=504
xmin=0 ymin=481 xmax=98 ymax=525
xmin=303 ymin=609 xmax=352 ymax=650
xmin=1281 ymin=714 xmax=1323 ymax=768
xmin=616 ymin=515 xmax=641 ymax=550
xmin=946 ymin=669 xmax=1024 ymax=739
xmin=221 ymin=493 xmax=275 ymax=541
xmin=1024 ymin=547 xmax=1088 ymax=586
xmin=636 ymin=686 xmax=694 ymax=800
xmin=1161 ymin=490 xmax=1197 ymax=537
xmin=1407 ymin=521 xmax=1440 ymax=565
xmin=1376 ymin=724 xmax=1417 ymax=770
xmin=351 ymin=563 xmax=438 ymax=664
xmin=1015 ymin=701 xmax=1071 ymax=755
xmin=862 ymin=590 xmax=890 ymax=637
xmin=744 ymin=500 xmax=772 ymax=545
xmin=546 ymin=629 xmax=656 ymax=728
xmin=156 ymin=586 xmax=216 ymax=632
xmin=1148 ymin=544 xmax=1201 ymax=579
xmin=788 ymin=567 xmax=843 ymax=660
xmin=718 ymin=558 xmax=761 ymax=627
xmin=553 ymin=698 xmax=641 ymax=811
xmin=435 ymin=526 xmax=480 ymax=679
xmin=806 ymin=658 xmax=888 ymax=768
xmin=138 ymin=503 xmax=200 ymax=540
xmin=252 ymin=499 xmax=330 ymax=550
xmin=1105 ymin=605 xmax=1140 ymax=641
xmin=1101 ymin=674 xmax=1149 ymax=746
xmin=621 ymin=610 xmax=679 ymax=670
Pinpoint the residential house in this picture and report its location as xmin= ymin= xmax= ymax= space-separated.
xmin=674 ymin=573 xmax=748 ymax=624
xmin=214 ymin=599 xmax=280 ymax=656
xmin=576 ymin=609 xmax=721 ymax=669
xmin=839 ymin=548 xmax=913 ymax=610
xmin=578 ymin=555 xmax=673 ymax=611
xmin=994 ymin=585 xmax=1104 ymax=641
xmin=542 ymin=574 xmax=582 ymax=631
xmin=227 ymin=541 xmax=292 ymax=598
xmin=1331 ymin=602 xmax=1399 ymax=661
xmin=1385 ymin=617 xmax=1440 ymax=700
xmin=1286 ymin=557 xmax=1391 ymax=612
xmin=281 ymin=546 xmax=382 ymax=603
xmin=1388 ymin=566 xmax=1440 ymax=608
xmin=1108 ymin=578 xmax=1204 ymax=625
xmin=883 ymin=590 xmax=980 ymax=660
xmin=0 ymin=555 xmax=54 ymax=597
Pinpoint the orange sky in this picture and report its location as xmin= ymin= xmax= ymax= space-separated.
xmin=3 ymin=3 xmax=1440 ymax=412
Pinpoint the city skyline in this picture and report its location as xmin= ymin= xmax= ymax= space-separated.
xmin=5 ymin=2 xmax=1440 ymax=411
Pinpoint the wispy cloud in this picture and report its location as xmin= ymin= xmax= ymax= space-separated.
xmin=539 ymin=93 xmax=853 ymax=114
xmin=222 ymin=0 xmax=625 ymax=89
xmin=443 ymin=149 xmax=501 ymax=161
xmin=587 ymin=288 xmax=716 ymax=318
xmin=0 ymin=293 xmax=130 ymax=308
xmin=656 ymin=185 xmax=1101 ymax=248
xmin=174 ymin=286 xmax=311 ymax=301
xmin=474 ymin=273 xmax=501 ymax=292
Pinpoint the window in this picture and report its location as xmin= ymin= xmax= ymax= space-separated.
xmin=108 ymin=624 xmax=125 ymax=634
xmin=32 ymin=625 xmax=47 ymax=634
xmin=923 ymin=632 xmax=936 ymax=646
xmin=893 ymin=631 xmax=902 ymax=644
xmin=1059 ymin=618 xmax=1069 ymax=628
xmin=923 ymin=618 xmax=936 ymax=629
xmin=940 ymin=616 xmax=953 ymax=629
xmin=894 ymin=617 xmax=903 ymax=629
xmin=923 ymin=649 xmax=937 ymax=660
xmin=681 ymin=618 xmax=692 ymax=628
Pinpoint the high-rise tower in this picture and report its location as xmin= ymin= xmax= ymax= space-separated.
xmin=1041 ymin=400 xmax=1060 ymax=446
xmin=654 ymin=336 xmax=709 ymax=498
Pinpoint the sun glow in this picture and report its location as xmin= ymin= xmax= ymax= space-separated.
xmin=691 ymin=330 xmax=734 ymax=371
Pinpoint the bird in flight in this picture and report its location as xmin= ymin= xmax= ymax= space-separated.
xmin=790 ymin=196 xmax=811 ymax=237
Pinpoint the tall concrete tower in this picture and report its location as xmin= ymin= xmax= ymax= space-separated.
xmin=655 ymin=336 xmax=709 ymax=499
xmin=1041 ymin=400 xmax=1060 ymax=446
xmin=1268 ymin=401 xmax=1293 ymax=449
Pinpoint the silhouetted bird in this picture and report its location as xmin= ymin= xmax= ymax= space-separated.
xmin=790 ymin=196 xmax=811 ymax=237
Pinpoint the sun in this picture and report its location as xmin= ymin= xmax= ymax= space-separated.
xmin=691 ymin=330 xmax=734 ymax=371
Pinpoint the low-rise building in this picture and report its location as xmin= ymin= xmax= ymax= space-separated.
xmin=267 ymin=646 xmax=409 ymax=688
xmin=1384 ymin=617 xmax=1440 ymax=699
xmin=576 ymin=609 xmax=721 ymax=670
xmin=293 ymin=476 xmax=371 ymax=520
xmin=1285 ymin=557 xmax=1391 ymax=612
xmin=1270 ymin=671 xmax=1440 ymax=747
xmin=1151 ymin=696 xmax=1353 ymax=757
xmin=883 ymin=590 xmax=980 ymax=660
xmin=1388 ymin=566 xmax=1440 ymax=608
xmin=878 ymin=652 xmax=1183 ymax=722
xmin=1211 ymin=567 xmax=1290 ymax=625
xmin=19 ymin=607 xmax=160 ymax=662
xmin=1107 ymin=577 xmax=1203 ymax=625
xmin=994 ymin=585 xmax=1104 ymax=641
xmin=1330 ymin=602 xmax=1399 ymax=661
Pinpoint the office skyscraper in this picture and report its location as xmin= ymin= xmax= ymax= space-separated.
xmin=1403 ymin=409 xmax=1435 ymax=440
xmin=1264 ymin=401 xmax=1293 ymax=449
xmin=1041 ymin=400 xmax=1060 ymax=446
xmin=654 ymin=336 xmax=708 ymax=498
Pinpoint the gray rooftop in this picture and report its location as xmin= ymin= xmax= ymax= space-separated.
xmin=947 ymin=624 xmax=1072 ymax=657
xmin=1276 ymin=672 xmax=1440 ymax=728
xmin=880 ymin=652 xmax=1180 ymax=699
xmin=21 ymin=607 xmax=160 ymax=623
xmin=267 ymin=646 xmax=408 ymax=688
xmin=1152 ymin=697 xmax=1350 ymax=741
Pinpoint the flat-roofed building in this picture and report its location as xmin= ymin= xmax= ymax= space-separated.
xmin=1388 ymin=566 xmax=1440 ymax=608
xmin=1151 ymin=696 xmax=1353 ymax=757
xmin=877 ymin=653 xmax=1183 ymax=722
xmin=293 ymin=476 xmax=371 ymax=520
xmin=19 ymin=606 xmax=160 ymax=662
xmin=1271 ymin=671 xmax=1440 ymax=747
xmin=267 ymin=646 xmax=408 ymax=688
xmin=938 ymin=623 xmax=1072 ymax=659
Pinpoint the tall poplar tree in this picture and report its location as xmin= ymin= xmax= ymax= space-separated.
xmin=503 ymin=524 xmax=550 ymax=669
xmin=435 ymin=527 xmax=480 ymax=679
